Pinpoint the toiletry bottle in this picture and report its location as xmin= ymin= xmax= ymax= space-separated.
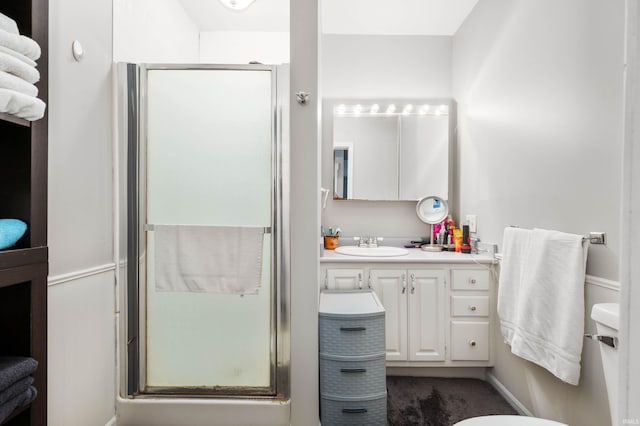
xmin=461 ymin=225 xmax=471 ymax=253
xmin=454 ymin=228 xmax=463 ymax=252
xmin=447 ymin=226 xmax=455 ymax=251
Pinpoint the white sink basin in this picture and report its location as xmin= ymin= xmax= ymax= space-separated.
xmin=334 ymin=246 xmax=409 ymax=257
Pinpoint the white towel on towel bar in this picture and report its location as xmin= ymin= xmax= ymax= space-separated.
xmin=154 ymin=225 xmax=264 ymax=294
xmin=0 ymin=13 xmax=20 ymax=35
xmin=0 ymin=51 xmax=39 ymax=83
xmin=498 ymin=227 xmax=588 ymax=385
xmin=0 ymin=28 xmax=41 ymax=61
xmin=0 ymin=87 xmax=45 ymax=120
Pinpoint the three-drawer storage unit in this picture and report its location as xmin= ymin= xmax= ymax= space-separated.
xmin=319 ymin=290 xmax=386 ymax=426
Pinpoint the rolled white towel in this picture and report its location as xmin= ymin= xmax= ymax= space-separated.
xmin=0 ymin=13 xmax=19 ymax=35
xmin=0 ymin=70 xmax=37 ymax=97
xmin=0 ymin=51 xmax=39 ymax=84
xmin=0 ymin=87 xmax=46 ymax=121
xmin=0 ymin=45 xmax=37 ymax=68
xmin=0 ymin=28 xmax=40 ymax=61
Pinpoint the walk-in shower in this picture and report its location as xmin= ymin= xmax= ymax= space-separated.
xmin=117 ymin=64 xmax=290 ymax=401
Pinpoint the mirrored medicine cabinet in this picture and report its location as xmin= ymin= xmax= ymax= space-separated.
xmin=326 ymin=99 xmax=455 ymax=202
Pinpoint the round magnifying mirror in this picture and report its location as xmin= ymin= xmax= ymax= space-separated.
xmin=416 ymin=196 xmax=449 ymax=252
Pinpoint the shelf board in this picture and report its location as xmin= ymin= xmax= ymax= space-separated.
xmin=0 ymin=112 xmax=31 ymax=127
xmin=0 ymin=247 xmax=48 ymax=272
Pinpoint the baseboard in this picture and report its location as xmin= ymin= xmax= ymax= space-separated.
xmin=386 ymin=366 xmax=487 ymax=380
xmin=485 ymin=371 xmax=533 ymax=417
xmin=105 ymin=416 xmax=117 ymax=426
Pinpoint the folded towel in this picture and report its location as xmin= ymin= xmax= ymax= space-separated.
xmin=0 ymin=219 xmax=28 ymax=250
xmin=498 ymin=228 xmax=588 ymax=385
xmin=154 ymin=225 xmax=264 ymax=294
xmin=0 ymin=14 xmax=19 ymax=36
xmin=0 ymin=28 xmax=40 ymax=61
xmin=0 ymin=376 xmax=33 ymax=405
xmin=0 ymin=51 xmax=39 ymax=83
xmin=0 ymin=385 xmax=37 ymax=424
xmin=0 ymin=88 xmax=46 ymax=121
xmin=0 ymin=70 xmax=37 ymax=97
xmin=0 ymin=45 xmax=37 ymax=68
xmin=0 ymin=357 xmax=37 ymax=391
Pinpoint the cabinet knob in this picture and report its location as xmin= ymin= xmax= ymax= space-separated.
xmin=469 ymin=278 xmax=477 ymax=284
xmin=469 ymin=340 xmax=477 ymax=347
xmin=469 ymin=305 xmax=477 ymax=312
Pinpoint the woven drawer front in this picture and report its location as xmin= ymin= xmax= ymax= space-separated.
xmin=320 ymin=394 xmax=387 ymax=426
xmin=320 ymin=354 xmax=386 ymax=397
xmin=319 ymin=316 xmax=384 ymax=356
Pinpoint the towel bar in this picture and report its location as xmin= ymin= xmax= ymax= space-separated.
xmin=144 ymin=224 xmax=272 ymax=234
xmin=508 ymin=226 xmax=605 ymax=245
xmin=583 ymin=232 xmax=606 ymax=245
xmin=584 ymin=333 xmax=617 ymax=348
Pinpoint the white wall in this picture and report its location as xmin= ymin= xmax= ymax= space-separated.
xmin=321 ymin=35 xmax=452 ymax=238
xmin=289 ymin=1 xmax=319 ymax=424
xmin=453 ymin=1 xmax=624 ymax=424
xmin=620 ymin=0 xmax=640 ymax=423
xmin=199 ymin=31 xmax=289 ymax=64
xmin=48 ymin=0 xmax=115 ymax=424
xmin=113 ymin=0 xmax=199 ymax=63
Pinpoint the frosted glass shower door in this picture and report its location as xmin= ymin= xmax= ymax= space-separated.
xmin=145 ymin=68 xmax=274 ymax=392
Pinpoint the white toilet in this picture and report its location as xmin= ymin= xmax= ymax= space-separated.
xmin=454 ymin=416 xmax=566 ymax=426
xmin=454 ymin=302 xmax=620 ymax=426
xmin=590 ymin=302 xmax=620 ymax=425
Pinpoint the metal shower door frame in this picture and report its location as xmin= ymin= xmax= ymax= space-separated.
xmin=120 ymin=63 xmax=290 ymax=399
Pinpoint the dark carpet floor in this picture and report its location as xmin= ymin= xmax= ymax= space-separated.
xmin=386 ymin=377 xmax=518 ymax=426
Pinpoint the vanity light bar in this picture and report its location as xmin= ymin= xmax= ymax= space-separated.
xmin=335 ymin=103 xmax=448 ymax=116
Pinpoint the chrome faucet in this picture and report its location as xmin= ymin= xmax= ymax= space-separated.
xmin=354 ymin=236 xmax=384 ymax=248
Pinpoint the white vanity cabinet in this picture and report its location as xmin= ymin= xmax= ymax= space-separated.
xmin=320 ymin=252 xmax=496 ymax=367
xmin=324 ymin=268 xmax=365 ymax=290
xmin=369 ymin=269 xmax=446 ymax=362
xmin=449 ymin=269 xmax=491 ymax=361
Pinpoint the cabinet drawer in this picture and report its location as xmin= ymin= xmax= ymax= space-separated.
xmin=451 ymin=295 xmax=489 ymax=317
xmin=320 ymin=353 xmax=386 ymax=398
xmin=451 ymin=321 xmax=489 ymax=361
xmin=451 ymin=269 xmax=490 ymax=290
xmin=325 ymin=268 xmax=365 ymax=290
xmin=319 ymin=315 xmax=385 ymax=356
xmin=320 ymin=393 xmax=387 ymax=426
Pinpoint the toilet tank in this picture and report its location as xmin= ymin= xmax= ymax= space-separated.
xmin=590 ymin=303 xmax=619 ymax=426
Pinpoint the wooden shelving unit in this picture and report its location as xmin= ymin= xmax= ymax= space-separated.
xmin=0 ymin=1 xmax=48 ymax=425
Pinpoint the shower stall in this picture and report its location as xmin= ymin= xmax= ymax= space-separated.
xmin=116 ymin=63 xmax=290 ymax=404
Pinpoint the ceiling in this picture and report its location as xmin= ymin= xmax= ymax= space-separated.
xmin=178 ymin=0 xmax=479 ymax=35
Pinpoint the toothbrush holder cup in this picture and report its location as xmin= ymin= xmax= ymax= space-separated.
xmin=324 ymin=236 xmax=339 ymax=250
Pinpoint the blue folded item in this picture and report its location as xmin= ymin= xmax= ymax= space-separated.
xmin=0 ymin=218 xmax=27 ymax=249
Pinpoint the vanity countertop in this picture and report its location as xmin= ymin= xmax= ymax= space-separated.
xmin=321 ymin=248 xmax=496 ymax=264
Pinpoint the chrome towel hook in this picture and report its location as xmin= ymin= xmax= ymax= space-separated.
xmin=296 ymin=91 xmax=310 ymax=105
